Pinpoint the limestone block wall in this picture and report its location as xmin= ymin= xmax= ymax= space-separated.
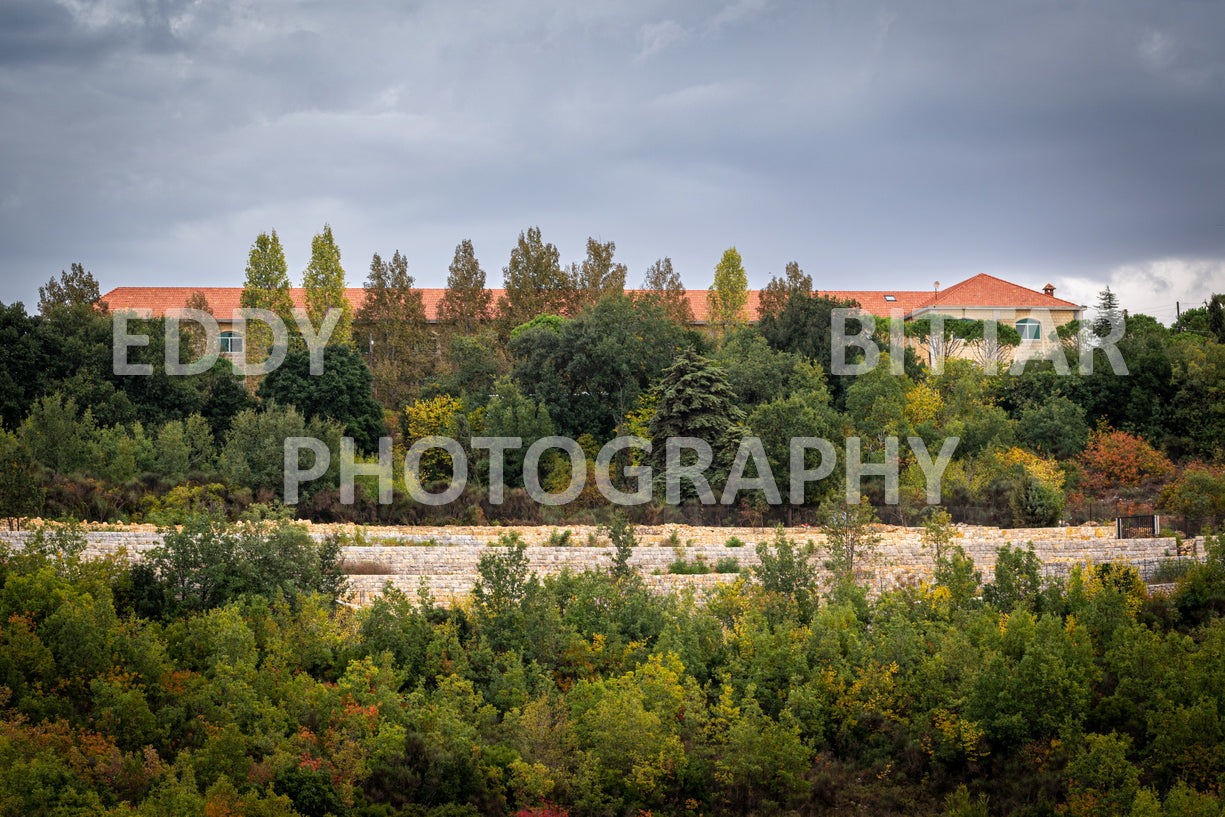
xmin=2 ymin=522 xmax=1200 ymax=608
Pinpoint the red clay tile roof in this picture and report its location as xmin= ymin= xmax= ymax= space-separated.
xmin=813 ymin=289 xmax=933 ymax=316
xmin=99 ymin=274 xmax=1081 ymax=325
xmin=100 ymin=287 xmax=503 ymax=324
xmin=911 ymin=273 xmax=1081 ymax=311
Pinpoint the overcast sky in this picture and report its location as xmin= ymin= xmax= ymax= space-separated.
xmin=2 ymin=0 xmax=1224 ymax=325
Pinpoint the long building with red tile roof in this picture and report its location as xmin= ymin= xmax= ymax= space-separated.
xmin=100 ymin=273 xmax=1084 ymax=365
xmin=100 ymin=273 xmax=1081 ymax=324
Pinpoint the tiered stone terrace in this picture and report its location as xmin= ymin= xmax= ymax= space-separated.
xmin=0 ymin=522 xmax=1198 ymax=607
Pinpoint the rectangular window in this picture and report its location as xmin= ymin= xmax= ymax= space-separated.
xmin=1016 ymin=319 xmax=1041 ymax=340
xmin=220 ymin=332 xmax=244 ymax=354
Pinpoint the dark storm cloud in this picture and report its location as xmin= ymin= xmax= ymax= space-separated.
xmin=1 ymin=0 xmax=1223 ymax=316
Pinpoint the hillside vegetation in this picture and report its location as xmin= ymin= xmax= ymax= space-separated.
xmin=3 ymin=517 xmax=1225 ymax=815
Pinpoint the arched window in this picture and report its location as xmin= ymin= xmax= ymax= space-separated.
xmin=1016 ymin=318 xmax=1041 ymax=341
xmin=220 ymin=331 xmax=244 ymax=354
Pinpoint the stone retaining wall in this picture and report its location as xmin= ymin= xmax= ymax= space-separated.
xmin=2 ymin=523 xmax=1199 ymax=607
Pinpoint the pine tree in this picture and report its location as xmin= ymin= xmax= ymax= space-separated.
xmin=640 ymin=257 xmax=694 ymax=326
xmin=438 ymin=239 xmax=493 ymax=335
xmin=648 ymin=348 xmax=745 ymax=496
xmin=707 ymin=247 xmax=749 ymax=341
xmin=757 ymin=261 xmax=811 ymax=321
xmin=357 ymin=250 xmax=433 ymax=408
xmin=240 ymin=231 xmax=295 ymax=361
xmin=302 ymin=224 xmax=353 ymax=346
xmin=1092 ymin=286 xmax=1122 ymax=339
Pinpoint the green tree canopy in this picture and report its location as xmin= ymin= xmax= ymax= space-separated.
xmin=1209 ymin=293 xmax=1225 ymax=343
xmin=356 ymin=249 xmax=433 ymax=408
xmin=509 ymin=294 xmax=690 ymax=439
xmin=757 ymin=290 xmax=867 ymax=406
xmin=302 ymin=224 xmax=353 ymax=346
xmin=647 ymin=348 xmax=746 ymax=495
xmin=0 ymin=301 xmax=51 ymax=428
xmin=706 ymin=247 xmax=749 ymax=341
xmin=1016 ymin=395 xmax=1090 ymax=459
xmin=480 ymin=376 xmax=556 ymax=489
xmin=438 ymin=238 xmax=493 ymax=335
xmin=640 ymin=256 xmax=694 ymax=326
xmin=240 ymin=230 xmax=295 ymax=360
xmin=499 ymin=226 xmax=569 ymax=332
xmin=756 ymin=260 xmax=811 ymax=322
xmin=38 ymin=262 xmax=104 ymax=316
xmin=256 ymin=344 xmax=386 ymax=453
xmin=137 ymin=514 xmax=346 ymax=617
xmin=569 ymin=237 xmax=627 ymax=312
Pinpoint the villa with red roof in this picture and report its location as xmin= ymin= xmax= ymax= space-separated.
xmin=100 ymin=273 xmax=1084 ymax=365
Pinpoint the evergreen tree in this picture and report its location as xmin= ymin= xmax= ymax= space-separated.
xmin=707 ymin=247 xmax=749 ymax=341
xmin=757 ymin=261 xmax=811 ymax=322
xmin=640 ymin=257 xmax=694 ymax=326
xmin=357 ymin=250 xmax=432 ymax=408
xmin=1208 ymin=293 xmax=1225 ymax=344
xmin=302 ymin=224 xmax=353 ymax=346
xmin=438 ymin=239 xmax=493 ymax=335
xmin=240 ymin=231 xmax=295 ymax=361
xmin=647 ymin=348 xmax=745 ymax=493
xmin=499 ymin=226 xmax=569 ymax=332
xmin=1092 ymin=286 xmax=1122 ymax=339
xmin=433 ymin=331 xmax=506 ymax=410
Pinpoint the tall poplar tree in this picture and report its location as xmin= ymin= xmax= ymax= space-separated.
xmin=641 ymin=257 xmax=694 ymax=326
xmin=357 ymin=250 xmax=433 ymax=408
xmin=499 ymin=226 xmax=569 ymax=333
xmin=707 ymin=247 xmax=749 ymax=341
xmin=438 ymin=239 xmax=493 ymax=336
xmin=302 ymin=224 xmax=353 ymax=346
xmin=240 ymin=231 xmax=294 ymax=362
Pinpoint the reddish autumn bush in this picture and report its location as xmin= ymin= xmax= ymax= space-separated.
xmin=514 ymin=806 xmax=571 ymax=817
xmin=1077 ymin=428 xmax=1174 ymax=498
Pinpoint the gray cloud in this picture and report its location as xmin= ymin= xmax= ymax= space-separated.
xmin=2 ymin=0 xmax=1223 ymax=315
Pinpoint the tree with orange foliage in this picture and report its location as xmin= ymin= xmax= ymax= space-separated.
xmin=1076 ymin=426 xmax=1174 ymax=501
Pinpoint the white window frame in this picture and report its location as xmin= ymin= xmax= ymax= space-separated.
xmin=1016 ymin=318 xmax=1041 ymax=341
xmin=220 ymin=331 xmax=244 ymax=354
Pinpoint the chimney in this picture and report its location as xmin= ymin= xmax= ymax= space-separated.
xmin=1042 ymin=283 xmax=1056 ymax=297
